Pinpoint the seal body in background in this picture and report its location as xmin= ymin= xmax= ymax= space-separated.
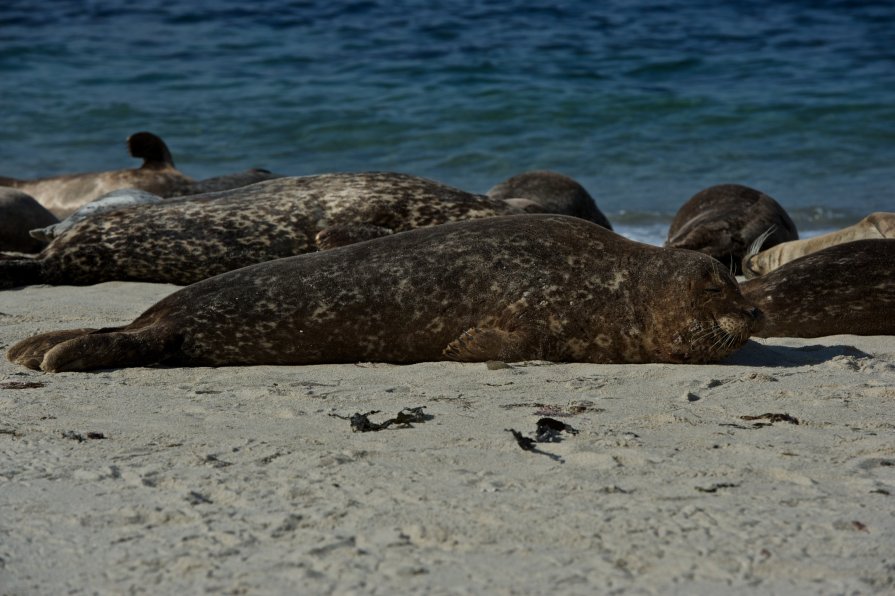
xmin=742 ymin=212 xmax=895 ymax=278
xmin=666 ymin=184 xmax=798 ymax=275
xmin=0 ymin=133 xmax=279 ymax=218
xmin=1 ymin=172 xmax=544 ymax=288
xmin=487 ymin=170 xmax=613 ymax=230
xmin=0 ymin=188 xmax=58 ymax=253
xmin=740 ymin=239 xmax=895 ymax=337
xmin=8 ymin=215 xmax=762 ymax=372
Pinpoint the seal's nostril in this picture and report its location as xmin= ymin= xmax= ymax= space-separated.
xmin=746 ymin=307 xmax=760 ymax=319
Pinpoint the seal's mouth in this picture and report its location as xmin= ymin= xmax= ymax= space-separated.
xmin=689 ymin=306 xmax=762 ymax=359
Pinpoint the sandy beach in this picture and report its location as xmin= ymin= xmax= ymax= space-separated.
xmin=1 ymin=281 xmax=893 ymax=594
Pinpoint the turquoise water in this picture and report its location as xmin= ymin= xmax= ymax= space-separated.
xmin=2 ymin=0 xmax=893 ymax=243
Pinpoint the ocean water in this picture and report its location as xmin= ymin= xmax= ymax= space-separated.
xmin=1 ymin=0 xmax=893 ymax=244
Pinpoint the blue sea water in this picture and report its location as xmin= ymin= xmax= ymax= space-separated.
xmin=1 ymin=0 xmax=893 ymax=244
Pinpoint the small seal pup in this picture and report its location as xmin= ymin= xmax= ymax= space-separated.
xmin=487 ymin=170 xmax=613 ymax=230
xmin=665 ymin=184 xmax=798 ymax=275
xmin=7 ymin=215 xmax=762 ymax=372
xmin=740 ymin=239 xmax=895 ymax=337
xmin=0 ymin=172 xmax=545 ymax=288
xmin=0 ymin=132 xmax=195 ymax=217
xmin=29 ymin=188 xmax=163 ymax=242
xmin=0 ymin=188 xmax=59 ymax=253
xmin=742 ymin=212 xmax=895 ymax=278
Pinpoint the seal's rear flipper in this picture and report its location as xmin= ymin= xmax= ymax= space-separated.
xmin=0 ymin=257 xmax=45 ymax=289
xmin=7 ymin=328 xmax=98 ymax=370
xmin=442 ymin=327 xmax=529 ymax=362
xmin=9 ymin=326 xmax=177 ymax=372
xmin=315 ymin=224 xmax=393 ymax=250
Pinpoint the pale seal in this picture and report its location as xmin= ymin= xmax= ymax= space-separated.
xmin=0 ymin=172 xmax=544 ymax=288
xmin=665 ymin=184 xmax=798 ymax=275
xmin=29 ymin=188 xmax=163 ymax=242
xmin=0 ymin=188 xmax=59 ymax=253
xmin=487 ymin=170 xmax=613 ymax=230
xmin=7 ymin=215 xmax=762 ymax=372
xmin=0 ymin=133 xmax=279 ymax=218
xmin=0 ymin=132 xmax=195 ymax=217
xmin=742 ymin=212 xmax=895 ymax=278
xmin=740 ymin=239 xmax=895 ymax=337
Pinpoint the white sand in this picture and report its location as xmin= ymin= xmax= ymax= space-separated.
xmin=1 ymin=282 xmax=893 ymax=594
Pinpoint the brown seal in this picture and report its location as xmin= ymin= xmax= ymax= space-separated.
xmin=0 ymin=132 xmax=195 ymax=217
xmin=665 ymin=184 xmax=798 ymax=275
xmin=0 ymin=133 xmax=278 ymax=218
xmin=7 ymin=215 xmax=762 ymax=372
xmin=740 ymin=239 xmax=895 ymax=337
xmin=487 ymin=170 xmax=613 ymax=230
xmin=742 ymin=212 xmax=895 ymax=278
xmin=0 ymin=172 xmax=544 ymax=288
xmin=0 ymin=188 xmax=59 ymax=253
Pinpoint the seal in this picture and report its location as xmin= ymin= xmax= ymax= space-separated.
xmin=0 ymin=188 xmax=59 ymax=253
xmin=0 ymin=172 xmax=544 ymax=288
xmin=487 ymin=170 xmax=613 ymax=230
xmin=29 ymin=188 xmax=163 ymax=242
xmin=186 ymin=168 xmax=281 ymax=194
xmin=742 ymin=212 xmax=895 ymax=278
xmin=7 ymin=215 xmax=762 ymax=372
xmin=0 ymin=132 xmax=195 ymax=217
xmin=665 ymin=184 xmax=798 ymax=275
xmin=740 ymin=239 xmax=895 ymax=337
xmin=0 ymin=133 xmax=278 ymax=218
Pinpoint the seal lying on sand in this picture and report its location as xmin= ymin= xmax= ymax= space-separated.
xmin=0 ymin=188 xmax=58 ymax=253
xmin=29 ymin=188 xmax=163 ymax=242
xmin=0 ymin=132 xmax=195 ymax=217
xmin=0 ymin=172 xmax=546 ymax=288
xmin=666 ymin=184 xmax=798 ymax=275
xmin=7 ymin=215 xmax=762 ymax=372
xmin=487 ymin=170 xmax=613 ymax=230
xmin=742 ymin=212 xmax=895 ymax=278
xmin=740 ymin=239 xmax=895 ymax=337
xmin=0 ymin=133 xmax=280 ymax=218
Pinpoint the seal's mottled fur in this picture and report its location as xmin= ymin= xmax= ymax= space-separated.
xmin=1 ymin=172 xmax=541 ymax=287
xmin=666 ymin=184 xmax=798 ymax=275
xmin=740 ymin=239 xmax=895 ymax=337
xmin=8 ymin=215 xmax=762 ymax=372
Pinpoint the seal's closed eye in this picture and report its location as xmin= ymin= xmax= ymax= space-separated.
xmin=705 ymin=287 xmax=722 ymax=294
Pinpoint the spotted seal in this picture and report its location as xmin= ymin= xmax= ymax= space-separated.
xmin=487 ymin=170 xmax=613 ymax=230
xmin=665 ymin=184 xmax=798 ymax=275
xmin=742 ymin=212 xmax=895 ymax=278
xmin=0 ymin=188 xmax=58 ymax=253
xmin=740 ymin=239 xmax=895 ymax=337
xmin=29 ymin=188 xmax=163 ymax=242
xmin=7 ymin=215 xmax=762 ymax=372
xmin=0 ymin=172 xmax=546 ymax=288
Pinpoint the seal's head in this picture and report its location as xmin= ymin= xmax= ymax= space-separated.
xmin=648 ymin=250 xmax=763 ymax=363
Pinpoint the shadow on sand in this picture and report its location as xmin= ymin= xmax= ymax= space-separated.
xmin=723 ymin=340 xmax=872 ymax=367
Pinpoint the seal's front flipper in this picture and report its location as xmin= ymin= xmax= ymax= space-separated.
xmin=315 ymin=224 xmax=393 ymax=251
xmin=442 ymin=327 xmax=530 ymax=362
xmin=7 ymin=328 xmax=97 ymax=370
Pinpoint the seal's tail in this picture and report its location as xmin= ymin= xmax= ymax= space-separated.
xmin=7 ymin=326 xmax=174 ymax=372
xmin=0 ymin=257 xmax=45 ymax=289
